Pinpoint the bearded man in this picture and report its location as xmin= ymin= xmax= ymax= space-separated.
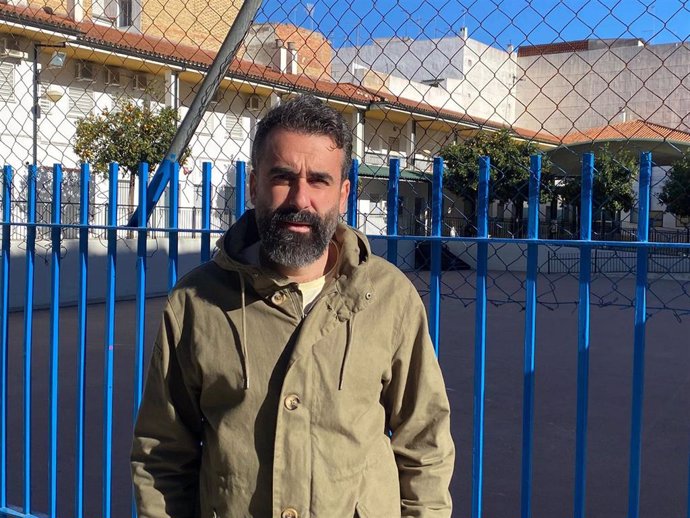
xmin=131 ymin=95 xmax=455 ymax=518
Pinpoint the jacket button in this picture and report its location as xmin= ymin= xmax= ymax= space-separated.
xmin=284 ymin=394 xmax=301 ymax=410
xmin=272 ymin=292 xmax=286 ymax=304
xmin=281 ymin=508 xmax=299 ymax=518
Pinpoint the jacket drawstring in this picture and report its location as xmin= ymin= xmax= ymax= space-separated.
xmin=238 ymin=272 xmax=249 ymax=390
xmin=338 ymin=315 xmax=354 ymax=390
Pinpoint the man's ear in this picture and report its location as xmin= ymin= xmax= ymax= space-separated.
xmin=339 ymin=178 xmax=351 ymax=214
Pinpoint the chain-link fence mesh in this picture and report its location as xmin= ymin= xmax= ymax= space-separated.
xmin=1 ymin=1 xmax=690 ymax=517
xmin=1 ymin=0 xmax=689 ymax=303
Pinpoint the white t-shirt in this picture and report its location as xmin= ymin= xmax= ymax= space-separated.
xmin=242 ymin=240 xmax=339 ymax=313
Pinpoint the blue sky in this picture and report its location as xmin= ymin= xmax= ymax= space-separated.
xmin=255 ymin=0 xmax=690 ymax=49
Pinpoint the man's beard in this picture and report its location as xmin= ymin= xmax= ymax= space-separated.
xmin=255 ymin=206 xmax=339 ymax=269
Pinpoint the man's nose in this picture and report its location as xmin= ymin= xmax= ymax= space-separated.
xmin=287 ymin=179 xmax=311 ymax=210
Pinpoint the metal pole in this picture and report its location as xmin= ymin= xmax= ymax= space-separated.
xmin=32 ymin=44 xmax=38 ymax=168
xmin=129 ymin=0 xmax=264 ymax=226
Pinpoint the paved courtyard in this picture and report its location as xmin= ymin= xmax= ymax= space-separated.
xmin=1 ymin=270 xmax=688 ymax=518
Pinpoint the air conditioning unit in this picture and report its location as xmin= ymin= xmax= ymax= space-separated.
xmin=104 ymin=68 xmax=121 ymax=86
xmin=75 ymin=62 xmax=95 ymax=82
xmin=133 ymin=73 xmax=148 ymax=91
xmin=0 ymin=37 xmax=27 ymax=59
xmin=246 ymin=94 xmax=261 ymax=112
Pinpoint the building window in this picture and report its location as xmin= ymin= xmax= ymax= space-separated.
xmin=388 ymin=135 xmax=400 ymax=153
xmin=632 ymin=209 xmax=664 ymax=227
xmin=0 ymin=62 xmax=15 ymax=103
xmin=650 ymin=210 xmax=664 ymax=227
xmin=119 ymin=0 xmax=133 ymax=27
xmin=226 ymin=114 xmax=245 ymax=141
xmin=67 ymin=87 xmax=94 ymax=119
xmin=118 ymin=179 xmax=132 ymax=206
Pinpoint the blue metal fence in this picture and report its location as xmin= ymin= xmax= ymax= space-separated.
xmin=0 ymin=153 xmax=688 ymax=518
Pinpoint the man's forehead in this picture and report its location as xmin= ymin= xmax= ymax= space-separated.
xmin=261 ymin=130 xmax=343 ymax=163
xmin=266 ymin=127 xmax=336 ymax=143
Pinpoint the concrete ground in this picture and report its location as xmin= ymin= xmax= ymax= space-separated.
xmin=1 ymin=270 xmax=688 ymax=518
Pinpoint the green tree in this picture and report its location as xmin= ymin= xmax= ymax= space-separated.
xmin=440 ymin=129 xmax=552 ymax=232
xmin=658 ymin=152 xmax=690 ymax=227
xmin=74 ymin=99 xmax=189 ymax=211
xmin=558 ymin=144 xmax=637 ymax=235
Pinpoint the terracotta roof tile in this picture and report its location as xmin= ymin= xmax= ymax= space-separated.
xmin=559 ymin=120 xmax=690 ymax=145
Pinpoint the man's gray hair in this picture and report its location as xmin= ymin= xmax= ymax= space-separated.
xmin=251 ymin=95 xmax=353 ymax=180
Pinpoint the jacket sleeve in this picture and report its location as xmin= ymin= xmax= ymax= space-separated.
xmin=382 ymin=289 xmax=455 ymax=518
xmin=131 ymin=299 xmax=203 ymax=518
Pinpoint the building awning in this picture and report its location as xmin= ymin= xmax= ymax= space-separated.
xmin=357 ymin=163 xmax=432 ymax=183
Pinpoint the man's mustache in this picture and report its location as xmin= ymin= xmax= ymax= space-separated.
xmin=271 ymin=209 xmax=322 ymax=226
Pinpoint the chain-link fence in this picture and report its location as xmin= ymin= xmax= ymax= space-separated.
xmin=1 ymin=1 xmax=689 ymax=518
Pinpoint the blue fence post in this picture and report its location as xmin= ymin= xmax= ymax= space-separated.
xmin=347 ymin=159 xmax=359 ymax=228
xmin=132 ymin=162 xmax=148 ymax=518
xmin=628 ymin=151 xmax=652 ymax=518
xmin=520 ymin=154 xmax=541 ymax=518
xmin=49 ymin=164 xmax=62 ymax=518
xmin=574 ymin=152 xmax=595 ymax=518
xmin=387 ymin=158 xmax=400 ymax=265
xmin=23 ymin=164 xmax=37 ymax=516
xmin=134 ymin=162 xmax=148 ymax=416
xmin=103 ymin=162 xmax=118 ymax=518
xmin=235 ymin=161 xmax=246 ymax=220
xmin=0 ymin=165 xmax=11 ymax=509
xmin=472 ymin=155 xmax=490 ymax=518
xmin=75 ymin=162 xmax=89 ymax=518
xmin=429 ymin=157 xmax=443 ymax=356
xmin=201 ymin=162 xmax=212 ymax=262
xmin=168 ymin=161 xmax=179 ymax=291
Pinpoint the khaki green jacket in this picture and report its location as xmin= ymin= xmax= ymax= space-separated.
xmin=131 ymin=211 xmax=454 ymax=518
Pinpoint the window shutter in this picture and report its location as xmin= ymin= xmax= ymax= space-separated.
xmin=0 ymin=62 xmax=15 ymax=103
xmin=225 ymin=114 xmax=245 ymax=140
xmin=68 ymin=87 xmax=95 ymax=119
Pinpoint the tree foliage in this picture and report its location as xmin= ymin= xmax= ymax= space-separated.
xmin=440 ymin=129 xmax=552 ymax=214
xmin=658 ymin=152 xmax=690 ymax=223
xmin=74 ymin=100 xmax=188 ymax=179
xmin=558 ymin=144 xmax=637 ymax=216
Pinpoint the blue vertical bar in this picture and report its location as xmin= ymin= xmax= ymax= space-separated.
xmin=48 ymin=164 xmax=62 ymax=518
xmin=472 ymin=156 xmax=490 ymax=518
xmin=235 ymin=161 xmax=246 ymax=220
xmin=200 ymin=162 xmax=211 ymax=262
xmin=520 ymin=155 xmax=541 ymax=518
xmin=628 ymin=152 xmax=652 ymax=518
xmin=23 ymin=164 xmax=37 ymax=516
xmin=347 ymin=159 xmax=359 ymax=228
xmin=75 ymin=163 xmax=89 ymax=518
xmin=103 ymin=162 xmax=118 ymax=518
xmin=574 ymin=152 xmax=595 ymax=518
xmin=132 ymin=163 xmax=147 ymax=518
xmin=168 ymin=161 xmax=179 ymax=291
xmin=387 ymin=158 xmax=400 ymax=266
xmin=0 ymin=165 xmax=11 ymax=509
xmin=429 ymin=157 xmax=443 ymax=356
xmin=134 ymin=162 xmax=148 ymax=416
